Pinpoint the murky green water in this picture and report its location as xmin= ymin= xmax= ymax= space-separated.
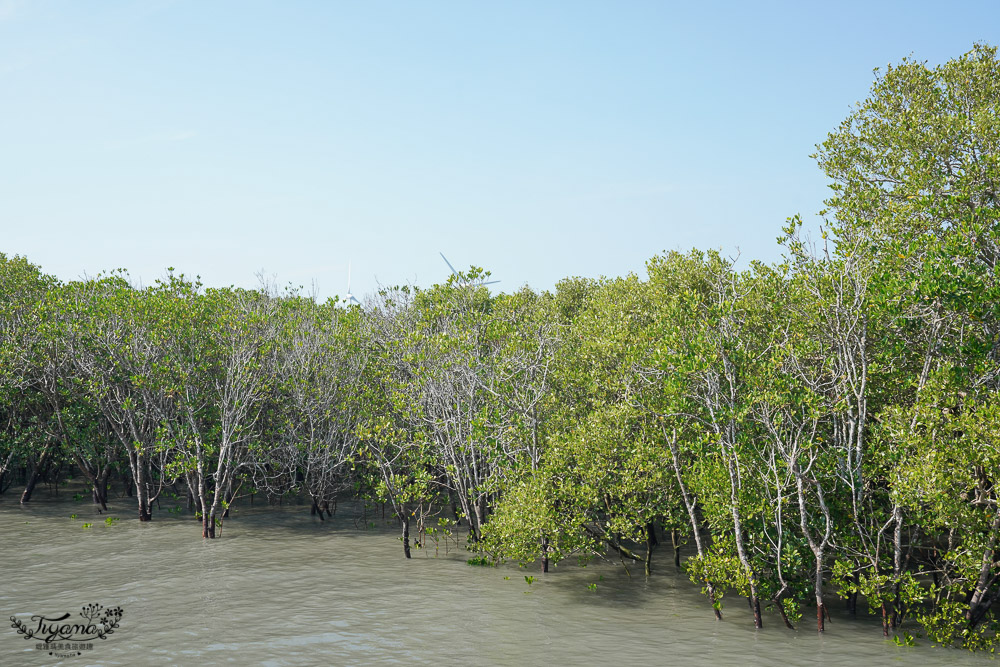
xmin=1 ymin=492 xmax=994 ymax=666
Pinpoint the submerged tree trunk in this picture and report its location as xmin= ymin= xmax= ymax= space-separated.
xmin=665 ymin=426 xmax=721 ymax=620
xmin=967 ymin=510 xmax=1000 ymax=629
xmin=541 ymin=534 xmax=549 ymax=573
xmin=816 ymin=556 xmax=827 ymax=632
xmin=75 ymin=455 xmax=111 ymax=511
xmin=20 ymin=443 xmax=52 ymax=504
xmin=847 ymin=567 xmax=859 ymax=616
xmin=644 ymin=524 xmax=656 ymax=576
xmin=726 ymin=462 xmax=760 ymax=629
xmin=195 ymin=465 xmax=212 ymax=538
xmin=20 ymin=473 xmax=41 ymax=504
xmin=91 ymin=481 xmax=108 ymax=511
xmin=0 ymin=450 xmax=15 ymax=495
xmin=128 ymin=449 xmax=153 ymax=521
xmin=402 ymin=514 xmax=412 ymax=559
xmin=471 ymin=498 xmax=487 ymax=544
xmin=775 ymin=599 xmax=796 ymax=630
xmin=792 ymin=459 xmax=832 ymax=634
xmin=891 ymin=503 xmax=904 ymax=629
xmin=203 ymin=513 xmax=216 ymax=538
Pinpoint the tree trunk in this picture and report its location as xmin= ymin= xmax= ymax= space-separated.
xmin=718 ymin=429 xmax=759 ymax=627
xmin=752 ymin=595 xmax=763 ymax=629
xmin=816 ymin=555 xmax=826 ymax=632
xmin=541 ymin=535 xmax=549 ymax=573
xmin=129 ymin=450 xmax=152 ymax=521
xmin=471 ymin=498 xmax=487 ymax=543
xmin=402 ymin=514 xmax=411 ymax=559
xmin=967 ymin=510 xmax=1000 ymax=628
xmin=644 ymin=524 xmax=656 ymax=576
xmin=775 ymin=599 xmax=795 ymax=630
xmin=968 ymin=588 xmax=999 ymax=630
xmin=731 ymin=500 xmax=760 ymax=628
xmin=97 ymin=467 xmax=111 ymax=510
xmin=665 ymin=426 xmax=721 ymax=620
xmin=20 ymin=474 xmax=41 ymax=504
xmin=847 ymin=568 xmax=859 ymax=616
xmin=892 ymin=503 xmax=903 ymax=628
xmin=0 ymin=450 xmax=14 ymax=494
xmin=91 ymin=485 xmax=108 ymax=511
xmin=20 ymin=443 xmax=52 ymax=504
xmin=74 ymin=455 xmax=110 ymax=511
xmin=196 ymin=470 xmax=212 ymax=537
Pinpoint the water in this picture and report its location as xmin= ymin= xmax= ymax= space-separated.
xmin=1 ymin=492 xmax=994 ymax=666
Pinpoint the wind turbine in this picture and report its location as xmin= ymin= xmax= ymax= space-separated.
xmin=341 ymin=261 xmax=361 ymax=306
xmin=439 ymin=252 xmax=500 ymax=287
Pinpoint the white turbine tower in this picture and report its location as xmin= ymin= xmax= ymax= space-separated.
xmin=341 ymin=261 xmax=361 ymax=306
xmin=439 ymin=252 xmax=500 ymax=287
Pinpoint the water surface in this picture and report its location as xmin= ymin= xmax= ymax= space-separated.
xmin=1 ymin=493 xmax=993 ymax=666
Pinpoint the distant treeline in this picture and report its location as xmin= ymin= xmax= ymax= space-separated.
xmin=2 ymin=46 xmax=999 ymax=649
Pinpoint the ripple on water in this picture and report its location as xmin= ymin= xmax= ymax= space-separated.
xmin=1 ymin=496 xmax=995 ymax=666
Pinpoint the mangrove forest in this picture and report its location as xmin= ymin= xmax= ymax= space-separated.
xmin=2 ymin=45 xmax=1000 ymax=652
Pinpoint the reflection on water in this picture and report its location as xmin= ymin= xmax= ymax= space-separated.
xmin=1 ymin=493 xmax=994 ymax=666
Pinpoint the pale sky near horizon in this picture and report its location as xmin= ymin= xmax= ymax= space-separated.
xmin=2 ymin=1 xmax=997 ymax=301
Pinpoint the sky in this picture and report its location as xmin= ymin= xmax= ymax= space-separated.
xmin=2 ymin=1 xmax=998 ymax=301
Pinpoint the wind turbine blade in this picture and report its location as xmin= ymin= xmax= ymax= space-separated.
xmin=439 ymin=252 xmax=459 ymax=277
xmin=481 ymin=280 xmax=501 ymax=285
xmin=347 ymin=261 xmax=352 ymax=292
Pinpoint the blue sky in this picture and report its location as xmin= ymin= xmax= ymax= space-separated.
xmin=2 ymin=1 xmax=997 ymax=300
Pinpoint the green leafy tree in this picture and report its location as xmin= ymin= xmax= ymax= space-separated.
xmin=817 ymin=44 xmax=1000 ymax=647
